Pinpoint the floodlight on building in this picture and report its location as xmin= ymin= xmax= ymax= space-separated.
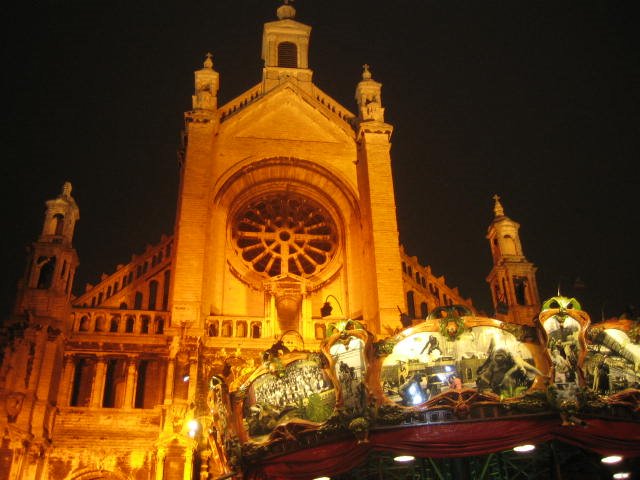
xmin=393 ymin=455 xmax=415 ymax=463
xmin=613 ymin=473 xmax=630 ymax=479
xmin=513 ymin=444 xmax=535 ymax=453
xmin=602 ymin=455 xmax=623 ymax=464
xmin=312 ymin=477 xmax=331 ymax=480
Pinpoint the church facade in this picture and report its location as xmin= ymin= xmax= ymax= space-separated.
xmin=1 ymin=4 xmax=637 ymax=480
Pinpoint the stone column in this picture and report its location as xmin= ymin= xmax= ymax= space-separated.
xmin=187 ymin=361 xmax=198 ymax=402
xmin=183 ymin=447 xmax=194 ymax=480
xmin=199 ymin=450 xmax=211 ymax=480
xmin=155 ymin=447 xmax=166 ymax=480
xmin=90 ymin=356 xmax=107 ymax=408
xmin=164 ymin=358 xmax=175 ymax=404
xmin=57 ymin=355 xmax=76 ymax=407
xmin=123 ymin=357 xmax=139 ymax=409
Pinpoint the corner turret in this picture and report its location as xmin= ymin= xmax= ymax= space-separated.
xmin=192 ymin=53 xmax=219 ymax=112
xmin=15 ymin=182 xmax=79 ymax=319
xmin=486 ymin=195 xmax=540 ymax=325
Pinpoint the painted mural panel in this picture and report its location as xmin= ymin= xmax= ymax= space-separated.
xmin=330 ymin=336 xmax=367 ymax=415
xmin=381 ymin=325 xmax=540 ymax=405
xmin=543 ymin=315 xmax=582 ymax=399
xmin=585 ymin=328 xmax=640 ymax=394
xmin=242 ymin=357 xmax=336 ymax=440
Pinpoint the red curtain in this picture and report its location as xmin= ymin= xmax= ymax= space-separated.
xmin=245 ymin=417 xmax=640 ymax=479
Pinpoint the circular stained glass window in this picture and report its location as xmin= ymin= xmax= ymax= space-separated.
xmin=233 ymin=194 xmax=338 ymax=278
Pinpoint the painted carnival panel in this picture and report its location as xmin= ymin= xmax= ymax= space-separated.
xmin=242 ymin=357 xmax=336 ymax=440
xmin=381 ymin=324 xmax=541 ymax=405
xmin=586 ymin=327 xmax=640 ymax=394
xmin=330 ymin=335 xmax=367 ymax=415
xmin=539 ymin=296 xmax=589 ymax=402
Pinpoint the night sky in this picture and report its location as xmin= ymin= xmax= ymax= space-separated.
xmin=2 ymin=1 xmax=638 ymax=320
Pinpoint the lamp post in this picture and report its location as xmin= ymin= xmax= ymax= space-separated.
xmin=321 ymin=294 xmax=344 ymax=318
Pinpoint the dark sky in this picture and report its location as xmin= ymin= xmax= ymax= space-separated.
xmin=2 ymin=0 xmax=638 ymax=320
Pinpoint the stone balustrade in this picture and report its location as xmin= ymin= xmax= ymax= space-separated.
xmin=70 ymin=308 xmax=169 ymax=335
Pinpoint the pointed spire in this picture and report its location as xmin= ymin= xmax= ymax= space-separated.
xmin=492 ymin=194 xmax=505 ymax=217
xmin=61 ymin=181 xmax=72 ymax=198
xmin=277 ymin=0 xmax=296 ymax=19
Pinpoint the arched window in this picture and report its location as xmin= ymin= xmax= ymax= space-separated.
xmin=37 ymin=256 xmax=56 ymax=289
xmin=277 ymin=41 xmax=297 ymax=68
xmin=155 ymin=317 xmax=164 ymax=334
xmin=79 ymin=316 xmax=90 ymax=332
xmin=109 ymin=316 xmax=119 ymax=332
xmin=236 ymin=321 xmax=247 ymax=338
xmin=134 ymin=291 xmax=143 ymax=310
xmin=221 ymin=321 xmax=232 ymax=337
xmin=208 ymin=321 xmax=219 ymax=337
xmin=415 ymin=272 xmax=421 ymax=284
xmin=162 ymin=270 xmax=170 ymax=310
xmin=53 ymin=213 xmax=64 ymax=236
xmin=125 ymin=316 xmax=135 ymax=333
xmin=251 ymin=322 xmax=261 ymax=338
xmin=94 ymin=316 xmax=106 ymax=332
xmin=501 ymin=234 xmax=517 ymax=255
xmin=70 ymin=358 xmax=94 ymax=407
xmin=420 ymin=302 xmax=428 ymax=319
xmin=148 ymin=280 xmax=158 ymax=310
xmin=406 ymin=290 xmax=416 ymax=319
xmin=141 ymin=315 xmax=150 ymax=334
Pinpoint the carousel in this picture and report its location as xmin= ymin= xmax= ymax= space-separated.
xmin=195 ymin=297 xmax=640 ymax=479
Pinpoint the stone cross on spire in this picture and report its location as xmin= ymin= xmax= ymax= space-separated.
xmin=362 ymin=64 xmax=372 ymax=80
xmin=204 ymin=52 xmax=213 ymax=69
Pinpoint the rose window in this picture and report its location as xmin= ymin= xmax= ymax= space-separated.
xmin=233 ymin=195 xmax=338 ymax=278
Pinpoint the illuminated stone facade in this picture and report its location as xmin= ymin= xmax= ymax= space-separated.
xmin=0 ymin=4 xmax=539 ymax=480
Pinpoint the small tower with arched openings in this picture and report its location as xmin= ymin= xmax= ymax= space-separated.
xmin=191 ymin=53 xmax=219 ymax=113
xmin=485 ymin=194 xmax=540 ymax=325
xmin=15 ymin=182 xmax=80 ymax=319
xmin=261 ymin=0 xmax=313 ymax=93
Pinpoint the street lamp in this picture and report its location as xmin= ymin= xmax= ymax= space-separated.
xmin=321 ymin=294 xmax=344 ymax=318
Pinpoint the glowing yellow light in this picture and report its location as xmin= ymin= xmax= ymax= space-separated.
xmin=602 ymin=455 xmax=623 ymax=464
xmin=187 ymin=419 xmax=200 ymax=438
xmin=513 ymin=444 xmax=535 ymax=453
xmin=394 ymin=455 xmax=415 ymax=462
xmin=613 ymin=473 xmax=630 ymax=479
xmin=313 ymin=477 xmax=331 ymax=480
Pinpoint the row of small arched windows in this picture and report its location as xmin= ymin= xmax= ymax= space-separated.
xmin=87 ymin=243 xmax=172 ymax=308
xmin=402 ymin=262 xmax=427 ymax=289
xmin=207 ymin=320 xmax=262 ymax=339
xmin=78 ymin=314 xmax=165 ymax=335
